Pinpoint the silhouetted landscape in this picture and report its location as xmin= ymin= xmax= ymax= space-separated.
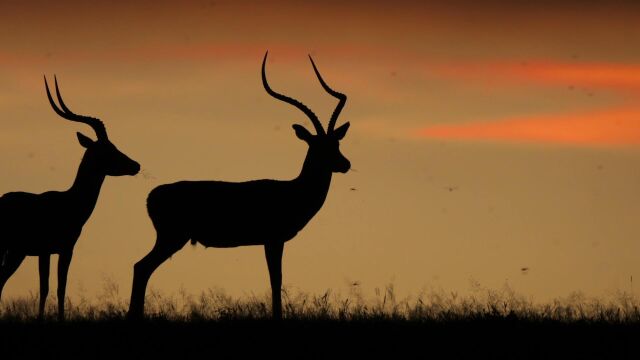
xmin=1 ymin=284 xmax=639 ymax=359
xmin=2 ymin=2 xmax=640 ymax=359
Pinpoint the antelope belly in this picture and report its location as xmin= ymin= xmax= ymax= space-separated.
xmin=194 ymin=236 xmax=265 ymax=248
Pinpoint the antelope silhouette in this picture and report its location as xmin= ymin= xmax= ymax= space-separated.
xmin=128 ymin=52 xmax=350 ymax=320
xmin=0 ymin=77 xmax=140 ymax=320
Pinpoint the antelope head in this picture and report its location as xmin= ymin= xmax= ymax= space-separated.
xmin=262 ymin=52 xmax=351 ymax=174
xmin=45 ymin=76 xmax=140 ymax=177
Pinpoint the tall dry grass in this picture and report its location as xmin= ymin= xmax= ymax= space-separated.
xmin=2 ymin=280 xmax=640 ymax=323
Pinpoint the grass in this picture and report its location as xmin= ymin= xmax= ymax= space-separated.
xmin=4 ymin=280 xmax=640 ymax=323
xmin=1 ymin=282 xmax=640 ymax=359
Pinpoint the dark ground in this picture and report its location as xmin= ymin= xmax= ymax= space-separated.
xmin=1 ymin=318 xmax=638 ymax=359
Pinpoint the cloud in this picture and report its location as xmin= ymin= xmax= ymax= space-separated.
xmin=435 ymin=61 xmax=640 ymax=91
xmin=0 ymin=43 xmax=384 ymax=68
xmin=416 ymin=61 xmax=640 ymax=147
xmin=417 ymin=107 xmax=640 ymax=146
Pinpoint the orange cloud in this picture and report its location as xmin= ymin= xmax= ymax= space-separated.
xmin=417 ymin=107 xmax=640 ymax=146
xmin=436 ymin=61 xmax=640 ymax=91
xmin=421 ymin=61 xmax=640 ymax=147
xmin=513 ymin=62 xmax=640 ymax=89
xmin=0 ymin=43 xmax=384 ymax=68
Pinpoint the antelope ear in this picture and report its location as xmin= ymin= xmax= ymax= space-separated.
xmin=292 ymin=124 xmax=313 ymax=142
xmin=332 ymin=122 xmax=350 ymax=140
xmin=77 ymin=132 xmax=95 ymax=148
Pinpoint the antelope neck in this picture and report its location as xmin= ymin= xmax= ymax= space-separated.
xmin=294 ymin=148 xmax=332 ymax=206
xmin=67 ymin=151 xmax=106 ymax=220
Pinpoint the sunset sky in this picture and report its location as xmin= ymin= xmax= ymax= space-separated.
xmin=1 ymin=1 xmax=640 ymax=303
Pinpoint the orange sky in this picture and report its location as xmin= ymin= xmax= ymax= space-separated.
xmin=418 ymin=61 xmax=640 ymax=145
xmin=1 ymin=1 xmax=640 ymax=305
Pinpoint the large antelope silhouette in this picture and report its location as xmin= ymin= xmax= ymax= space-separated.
xmin=128 ymin=52 xmax=350 ymax=319
xmin=0 ymin=77 xmax=140 ymax=320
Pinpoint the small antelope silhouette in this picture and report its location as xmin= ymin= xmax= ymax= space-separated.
xmin=128 ymin=52 xmax=350 ymax=319
xmin=0 ymin=77 xmax=140 ymax=320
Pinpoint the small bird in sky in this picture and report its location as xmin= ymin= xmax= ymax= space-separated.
xmin=521 ymin=267 xmax=529 ymax=274
xmin=445 ymin=186 xmax=458 ymax=192
xmin=350 ymin=187 xmax=357 ymax=191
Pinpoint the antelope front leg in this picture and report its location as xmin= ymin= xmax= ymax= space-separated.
xmin=57 ymin=251 xmax=73 ymax=321
xmin=38 ymin=255 xmax=51 ymax=319
xmin=265 ymin=241 xmax=284 ymax=320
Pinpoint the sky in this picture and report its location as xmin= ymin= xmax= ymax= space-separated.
xmin=1 ymin=0 xmax=640 ymax=304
